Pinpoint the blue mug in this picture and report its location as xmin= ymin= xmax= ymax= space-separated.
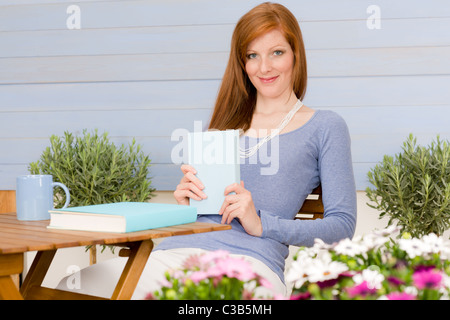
xmin=16 ymin=175 xmax=70 ymax=221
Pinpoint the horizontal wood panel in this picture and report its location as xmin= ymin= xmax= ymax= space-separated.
xmin=0 ymin=80 xmax=221 ymax=111
xmin=0 ymin=0 xmax=256 ymax=31
xmin=304 ymin=75 xmax=450 ymax=108
xmin=3 ymin=17 xmax=450 ymax=58
xmin=2 ymin=75 xmax=450 ymax=112
xmin=1 ymin=0 xmax=449 ymax=32
xmin=0 ymin=136 xmax=180 ymax=165
xmin=327 ymin=105 xmax=450 ymax=137
xmin=2 ymin=46 xmax=449 ymax=85
xmin=2 ymin=105 xmax=448 ymax=139
xmin=308 ymin=46 xmax=450 ymax=78
xmin=0 ymin=25 xmax=234 ymax=58
xmin=0 ymin=0 xmax=112 ymax=5
xmin=1 ymin=104 xmax=448 ymax=169
xmin=301 ymin=17 xmax=450 ymax=51
xmin=0 ymin=109 xmax=211 ymax=138
xmin=0 ymin=163 xmax=182 ymax=192
xmin=354 ymin=163 xmax=377 ymax=190
xmin=0 ymin=52 xmax=228 ymax=84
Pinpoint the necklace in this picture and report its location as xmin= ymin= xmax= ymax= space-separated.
xmin=240 ymin=99 xmax=303 ymax=158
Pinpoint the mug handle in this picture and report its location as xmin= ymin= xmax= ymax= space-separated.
xmin=52 ymin=182 xmax=71 ymax=209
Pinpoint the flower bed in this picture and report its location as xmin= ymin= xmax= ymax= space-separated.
xmin=286 ymin=226 xmax=450 ymax=300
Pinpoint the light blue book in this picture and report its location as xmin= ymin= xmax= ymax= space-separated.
xmin=188 ymin=130 xmax=241 ymax=214
xmin=48 ymin=202 xmax=197 ymax=233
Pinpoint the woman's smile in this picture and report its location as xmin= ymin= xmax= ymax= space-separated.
xmin=258 ymin=75 xmax=279 ymax=84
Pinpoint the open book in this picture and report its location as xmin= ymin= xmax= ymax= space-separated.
xmin=188 ymin=130 xmax=240 ymax=214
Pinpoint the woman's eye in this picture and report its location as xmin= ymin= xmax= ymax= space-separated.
xmin=247 ymin=53 xmax=257 ymax=59
xmin=274 ymin=50 xmax=284 ymax=56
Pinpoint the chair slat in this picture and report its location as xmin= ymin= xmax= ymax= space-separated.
xmin=296 ymin=185 xmax=324 ymax=220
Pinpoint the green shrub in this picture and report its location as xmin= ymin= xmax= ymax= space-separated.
xmin=29 ymin=129 xmax=155 ymax=207
xmin=366 ymin=134 xmax=450 ymax=238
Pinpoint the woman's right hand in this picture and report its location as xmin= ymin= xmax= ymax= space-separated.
xmin=173 ymin=164 xmax=207 ymax=206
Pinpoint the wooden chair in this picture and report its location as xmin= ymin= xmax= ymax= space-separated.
xmin=0 ymin=190 xmax=21 ymax=288
xmin=0 ymin=190 xmax=16 ymax=214
xmin=295 ymin=185 xmax=324 ymax=220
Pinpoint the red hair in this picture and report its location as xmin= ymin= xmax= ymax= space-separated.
xmin=208 ymin=2 xmax=307 ymax=131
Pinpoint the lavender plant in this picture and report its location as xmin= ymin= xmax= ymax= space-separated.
xmin=366 ymin=134 xmax=450 ymax=238
xmin=29 ymin=129 xmax=155 ymax=207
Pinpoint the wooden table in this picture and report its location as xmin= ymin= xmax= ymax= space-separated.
xmin=0 ymin=212 xmax=230 ymax=300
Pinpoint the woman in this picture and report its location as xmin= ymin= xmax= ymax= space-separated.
xmin=58 ymin=2 xmax=356 ymax=298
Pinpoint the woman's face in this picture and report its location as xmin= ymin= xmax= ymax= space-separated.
xmin=245 ymin=28 xmax=294 ymax=101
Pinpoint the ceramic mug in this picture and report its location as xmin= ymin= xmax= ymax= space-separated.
xmin=16 ymin=175 xmax=70 ymax=221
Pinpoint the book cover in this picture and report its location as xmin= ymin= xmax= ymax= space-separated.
xmin=188 ymin=130 xmax=240 ymax=214
xmin=48 ymin=202 xmax=197 ymax=233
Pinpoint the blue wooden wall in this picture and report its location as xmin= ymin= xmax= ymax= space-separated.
xmin=1 ymin=0 xmax=449 ymax=191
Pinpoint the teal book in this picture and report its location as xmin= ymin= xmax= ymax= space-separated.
xmin=48 ymin=202 xmax=197 ymax=233
xmin=188 ymin=130 xmax=241 ymax=215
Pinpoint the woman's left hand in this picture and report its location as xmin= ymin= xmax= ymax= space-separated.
xmin=218 ymin=181 xmax=263 ymax=237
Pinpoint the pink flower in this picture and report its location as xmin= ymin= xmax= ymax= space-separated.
xmin=206 ymin=264 xmax=225 ymax=278
xmin=182 ymin=254 xmax=202 ymax=270
xmin=413 ymin=269 xmax=443 ymax=290
xmin=386 ymin=292 xmax=416 ymax=300
xmin=200 ymin=250 xmax=229 ymax=264
xmin=259 ymin=277 xmax=273 ymax=289
xmin=346 ymin=281 xmax=377 ymax=298
xmin=214 ymin=256 xmax=256 ymax=281
xmin=144 ymin=292 xmax=156 ymax=300
xmin=190 ymin=271 xmax=208 ymax=284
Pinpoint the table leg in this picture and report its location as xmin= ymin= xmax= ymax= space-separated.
xmin=0 ymin=253 xmax=24 ymax=300
xmin=0 ymin=276 xmax=23 ymax=300
xmin=20 ymin=250 xmax=56 ymax=299
xmin=111 ymin=239 xmax=154 ymax=300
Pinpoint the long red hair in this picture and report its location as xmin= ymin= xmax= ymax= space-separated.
xmin=208 ymin=2 xmax=307 ymax=131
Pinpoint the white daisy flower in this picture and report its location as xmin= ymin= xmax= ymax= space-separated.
xmin=333 ymin=238 xmax=368 ymax=257
xmin=398 ymin=238 xmax=428 ymax=259
xmin=422 ymin=233 xmax=449 ymax=255
xmin=305 ymin=253 xmax=348 ymax=283
xmin=352 ymin=269 xmax=384 ymax=290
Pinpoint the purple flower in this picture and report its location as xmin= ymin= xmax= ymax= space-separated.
xmin=290 ymin=292 xmax=311 ymax=300
xmin=387 ymin=276 xmax=405 ymax=286
xmin=413 ymin=269 xmax=443 ymax=290
xmin=346 ymin=281 xmax=377 ymax=298
xmin=414 ymin=265 xmax=435 ymax=272
xmin=317 ymin=278 xmax=339 ymax=288
xmin=386 ymin=292 xmax=416 ymax=300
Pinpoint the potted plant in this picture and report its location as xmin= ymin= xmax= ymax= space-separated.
xmin=29 ymin=129 xmax=156 ymax=259
xmin=365 ymin=134 xmax=450 ymax=238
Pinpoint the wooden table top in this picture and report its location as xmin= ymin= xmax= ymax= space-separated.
xmin=0 ymin=212 xmax=231 ymax=255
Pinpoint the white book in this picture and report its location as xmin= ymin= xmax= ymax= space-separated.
xmin=188 ymin=130 xmax=240 ymax=215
